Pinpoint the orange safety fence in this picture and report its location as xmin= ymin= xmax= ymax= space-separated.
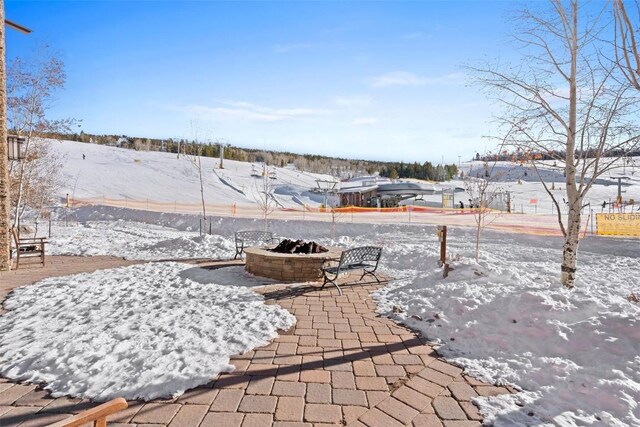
xmin=304 ymin=205 xmax=499 ymax=215
xmin=70 ymin=197 xmax=498 ymax=215
xmin=68 ymin=196 xmax=599 ymax=238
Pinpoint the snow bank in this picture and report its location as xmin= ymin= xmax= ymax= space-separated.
xmin=0 ymin=262 xmax=295 ymax=401
xmin=47 ymin=220 xmax=235 ymax=260
xmin=374 ymin=231 xmax=640 ymax=426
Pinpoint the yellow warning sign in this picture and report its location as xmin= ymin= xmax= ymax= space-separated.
xmin=596 ymin=213 xmax=640 ymax=237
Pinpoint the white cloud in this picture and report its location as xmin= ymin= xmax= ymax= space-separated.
xmin=403 ymin=32 xmax=424 ymax=39
xmin=351 ymin=117 xmax=378 ymax=126
xmin=402 ymin=32 xmax=433 ymax=40
xmin=174 ymin=101 xmax=330 ymax=123
xmin=273 ymin=43 xmax=312 ymax=54
xmin=369 ymin=71 xmax=464 ymax=88
xmin=334 ymin=95 xmax=372 ymax=108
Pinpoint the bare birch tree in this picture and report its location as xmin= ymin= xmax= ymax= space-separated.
xmin=464 ymin=168 xmax=505 ymax=262
xmin=183 ymin=135 xmax=208 ymax=222
xmin=7 ymin=48 xmax=75 ymax=228
xmin=473 ymin=0 xmax=640 ymax=288
xmin=9 ymin=140 xmax=64 ymax=223
xmin=328 ymin=205 xmax=343 ymax=241
xmin=254 ymin=167 xmax=277 ymax=230
xmin=613 ymin=0 xmax=640 ymax=91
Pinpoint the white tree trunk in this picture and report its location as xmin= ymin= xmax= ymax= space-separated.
xmin=561 ymin=204 xmax=581 ymax=288
xmin=475 ymin=220 xmax=481 ymax=262
xmin=561 ymin=1 xmax=579 ymax=289
xmin=197 ymin=156 xmax=206 ymax=220
xmin=12 ymin=137 xmax=31 ymax=228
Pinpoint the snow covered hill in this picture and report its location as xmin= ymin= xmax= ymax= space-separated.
xmin=50 ymin=140 xmax=335 ymax=208
xmin=459 ymin=160 xmax=640 ymax=214
xmin=49 ymin=140 xmax=640 ymax=216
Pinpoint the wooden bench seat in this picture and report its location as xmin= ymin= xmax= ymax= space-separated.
xmin=11 ymin=226 xmax=46 ymax=268
xmin=49 ymin=397 xmax=128 ymax=427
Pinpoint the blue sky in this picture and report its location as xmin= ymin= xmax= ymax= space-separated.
xmin=5 ymin=1 xmax=518 ymax=163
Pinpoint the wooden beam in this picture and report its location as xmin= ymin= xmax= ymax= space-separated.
xmin=5 ymin=19 xmax=31 ymax=34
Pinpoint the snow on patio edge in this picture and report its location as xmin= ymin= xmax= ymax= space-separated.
xmin=0 ymin=262 xmax=296 ymax=401
xmin=373 ymin=253 xmax=640 ymax=427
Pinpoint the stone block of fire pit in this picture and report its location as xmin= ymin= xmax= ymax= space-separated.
xmin=244 ymin=244 xmax=342 ymax=282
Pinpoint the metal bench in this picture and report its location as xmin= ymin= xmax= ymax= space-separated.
xmin=11 ymin=226 xmax=46 ymax=268
xmin=321 ymin=246 xmax=383 ymax=295
xmin=234 ymin=230 xmax=278 ymax=259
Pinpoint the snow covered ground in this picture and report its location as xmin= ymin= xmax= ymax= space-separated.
xmin=0 ymin=262 xmax=295 ymax=401
xmin=372 ymin=230 xmax=640 ymax=427
xmin=10 ymin=207 xmax=639 ymax=424
xmin=46 ymin=220 xmax=235 ymax=260
xmin=4 ymin=140 xmax=639 ymax=422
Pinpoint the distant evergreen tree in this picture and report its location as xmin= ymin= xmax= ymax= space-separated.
xmin=423 ymin=162 xmax=434 ymax=180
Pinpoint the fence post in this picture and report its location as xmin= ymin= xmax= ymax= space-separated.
xmin=437 ymin=225 xmax=448 ymax=278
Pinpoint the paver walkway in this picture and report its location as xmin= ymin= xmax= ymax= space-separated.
xmin=0 ymin=257 xmax=510 ymax=426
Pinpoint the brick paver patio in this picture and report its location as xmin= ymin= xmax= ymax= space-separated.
xmin=0 ymin=257 xmax=510 ymax=426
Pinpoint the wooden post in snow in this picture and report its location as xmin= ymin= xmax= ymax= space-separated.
xmin=437 ymin=225 xmax=449 ymax=278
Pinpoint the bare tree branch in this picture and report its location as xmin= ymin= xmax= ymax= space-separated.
xmin=471 ymin=0 xmax=640 ymax=288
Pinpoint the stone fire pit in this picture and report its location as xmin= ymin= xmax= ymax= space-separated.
xmin=244 ymin=244 xmax=342 ymax=282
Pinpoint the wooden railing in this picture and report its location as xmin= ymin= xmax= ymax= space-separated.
xmin=48 ymin=398 xmax=128 ymax=427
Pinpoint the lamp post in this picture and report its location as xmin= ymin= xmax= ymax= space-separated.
xmin=0 ymin=12 xmax=32 ymax=271
xmin=7 ymin=134 xmax=24 ymax=160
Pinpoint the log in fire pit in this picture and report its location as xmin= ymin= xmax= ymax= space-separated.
xmin=245 ymin=240 xmax=341 ymax=282
xmin=270 ymin=239 xmax=329 ymax=254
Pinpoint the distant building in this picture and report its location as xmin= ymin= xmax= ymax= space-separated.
xmin=339 ymin=184 xmax=379 ymax=207
xmin=337 ymin=179 xmax=439 ymax=208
